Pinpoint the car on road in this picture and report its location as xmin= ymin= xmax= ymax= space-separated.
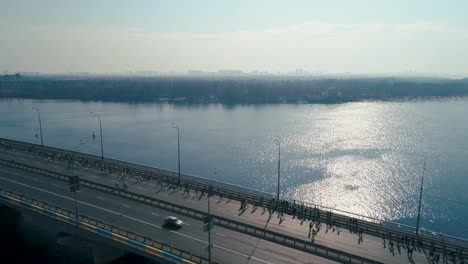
xmin=164 ymin=216 xmax=184 ymax=228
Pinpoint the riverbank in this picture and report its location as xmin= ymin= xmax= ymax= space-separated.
xmin=1 ymin=75 xmax=468 ymax=104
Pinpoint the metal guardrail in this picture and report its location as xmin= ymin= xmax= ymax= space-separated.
xmin=2 ymin=138 xmax=468 ymax=260
xmin=0 ymin=158 xmax=383 ymax=264
xmin=0 ymin=187 xmax=211 ymax=264
xmin=0 ymin=138 xmax=449 ymax=229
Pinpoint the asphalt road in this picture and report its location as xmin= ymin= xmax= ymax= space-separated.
xmin=0 ymin=165 xmax=338 ymax=264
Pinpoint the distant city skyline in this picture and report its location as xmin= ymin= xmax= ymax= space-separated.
xmin=1 ymin=0 xmax=468 ymax=77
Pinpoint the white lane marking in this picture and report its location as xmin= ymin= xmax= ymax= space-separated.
xmin=122 ymin=204 xmax=132 ymax=208
xmin=152 ymin=212 xmax=160 ymax=216
xmin=216 ymin=232 xmax=226 ymax=237
xmin=0 ymin=176 xmax=271 ymax=264
xmin=297 ymin=258 xmax=309 ymax=263
xmin=90 ymin=175 xmax=98 ymax=178
xmin=97 ymin=196 xmax=105 ymax=200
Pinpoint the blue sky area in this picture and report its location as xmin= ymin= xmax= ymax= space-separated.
xmin=1 ymin=0 xmax=467 ymax=75
xmin=2 ymin=0 xmax=467 ymax=32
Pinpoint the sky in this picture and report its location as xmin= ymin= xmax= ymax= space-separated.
xmin=1 ymin=0 xmax=468 ymax=76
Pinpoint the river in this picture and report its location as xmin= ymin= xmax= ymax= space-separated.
xmin=1 ymin=98 xmax=467 ymax=240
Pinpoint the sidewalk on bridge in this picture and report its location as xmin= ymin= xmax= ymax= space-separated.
xmin=0 ymin=150 xmax=433 ymax=264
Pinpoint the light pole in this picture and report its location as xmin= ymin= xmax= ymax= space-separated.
xmin=275 ymin=139 xmax=281 ymax=202
xmin=415 ymin=161 xmax=426 ymax=235
xmin=171 ymin=123 xmax=181 ymax=185
xmin=90 ymin=112 xmax=104 ymax=163
xmin=31 ymin=107 xmax=44 ymax=148
xmin=70 ymin=141 xmax=84 ymax=226
xmin=206 ymin=169 xmax=217 ymax=264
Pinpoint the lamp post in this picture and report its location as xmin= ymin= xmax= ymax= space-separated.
xmin=90 ymin=112 xmax=104 ymax=163
xmin=31 ymin=107 xmax=43 ymax=148
xmin=171 ymin=123 xmax=181 ymax=185
xmin=70 ymin=141 xmax=84 ymax=226
xmin=415 ymin=162 xmax=426 ymax=235
xmin=275 ymin=139 xmax=281 ymax=202
xmin=206 ymin=169 xmax=217 ymax=264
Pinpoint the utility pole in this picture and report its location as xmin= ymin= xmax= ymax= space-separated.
xmin=415 ymin=161 xmax=426 ymax=235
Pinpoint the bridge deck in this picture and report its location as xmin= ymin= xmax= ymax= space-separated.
xmin=0 ymin=146 xmax=452 ymax=264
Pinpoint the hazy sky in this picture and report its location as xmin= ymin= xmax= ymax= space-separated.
xmin=1 ymin=0 xmax=468 ymax=76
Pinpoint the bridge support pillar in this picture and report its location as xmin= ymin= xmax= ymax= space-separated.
xmin=57 ymin=232 xmax=126 ymax=264
xmin=57 ymin=232 xmax=89 ymax=248
xmin=92 ymin=242 xmax=126 ymax=264
xmin=0 ymin=205 xmax=22 ymax=236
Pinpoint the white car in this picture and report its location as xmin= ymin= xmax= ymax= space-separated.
xmin=164 ymin=216 xmax=184 ymax=228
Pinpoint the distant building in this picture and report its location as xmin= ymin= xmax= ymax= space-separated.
xmin=217 ymin=70 xmax=244 ymax=76
xmin=187 ymin=70 xmax=205 ymax=75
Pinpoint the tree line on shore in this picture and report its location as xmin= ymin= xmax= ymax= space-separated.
xmin=1 ymin=76 xmax=468 ymax=104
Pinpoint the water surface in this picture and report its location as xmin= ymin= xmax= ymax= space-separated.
xmin=1 ymin=98 xmax=467 ymax=238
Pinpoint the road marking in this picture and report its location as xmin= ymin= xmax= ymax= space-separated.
xmin=0 ymin=175 xmax=271 ymax=264
xmin=122 ymin=204 xmax=132 ymax=208
xmin=216 ymin=232 xmax=226 ymax=237
xmin=152 ymin=212 xmax=160 ymax=216
xmin=97 ymin=196 xmax=105 ymax=200
xmin=90 ymin=175 xmax=98 ymax=178
xmin=297 ymin=258 xmax=309 ymax=263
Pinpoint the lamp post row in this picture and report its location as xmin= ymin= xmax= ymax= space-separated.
xmin=29 ymin=108 xmax=283 ymax=205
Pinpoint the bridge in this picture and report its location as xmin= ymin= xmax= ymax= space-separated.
xmin=0 ymin=137 xmax=467 ymax=264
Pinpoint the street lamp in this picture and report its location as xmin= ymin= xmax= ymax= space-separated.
xmin=206 ymin=169 xmax=217 ymax=263
xmin=31 ymin=107 xmax=44 ymax=148
xmin=275 ymin=139 xmax=281 ymax=202
xmin=415 ymin=161 xmax=426 ymax=235
xmin=70 ymin=141 xmax=85 ymax=226
xmin=171 ymin=123 xmax=181 ymax=185
xmin=90 ymin=112 xmax=104 ymax=163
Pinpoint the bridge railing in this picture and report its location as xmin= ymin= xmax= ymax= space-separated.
xmin=0 ymin=187 xmax=215 ymax=264
xmin=0 ymin=138 xmax=447 ymax=229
